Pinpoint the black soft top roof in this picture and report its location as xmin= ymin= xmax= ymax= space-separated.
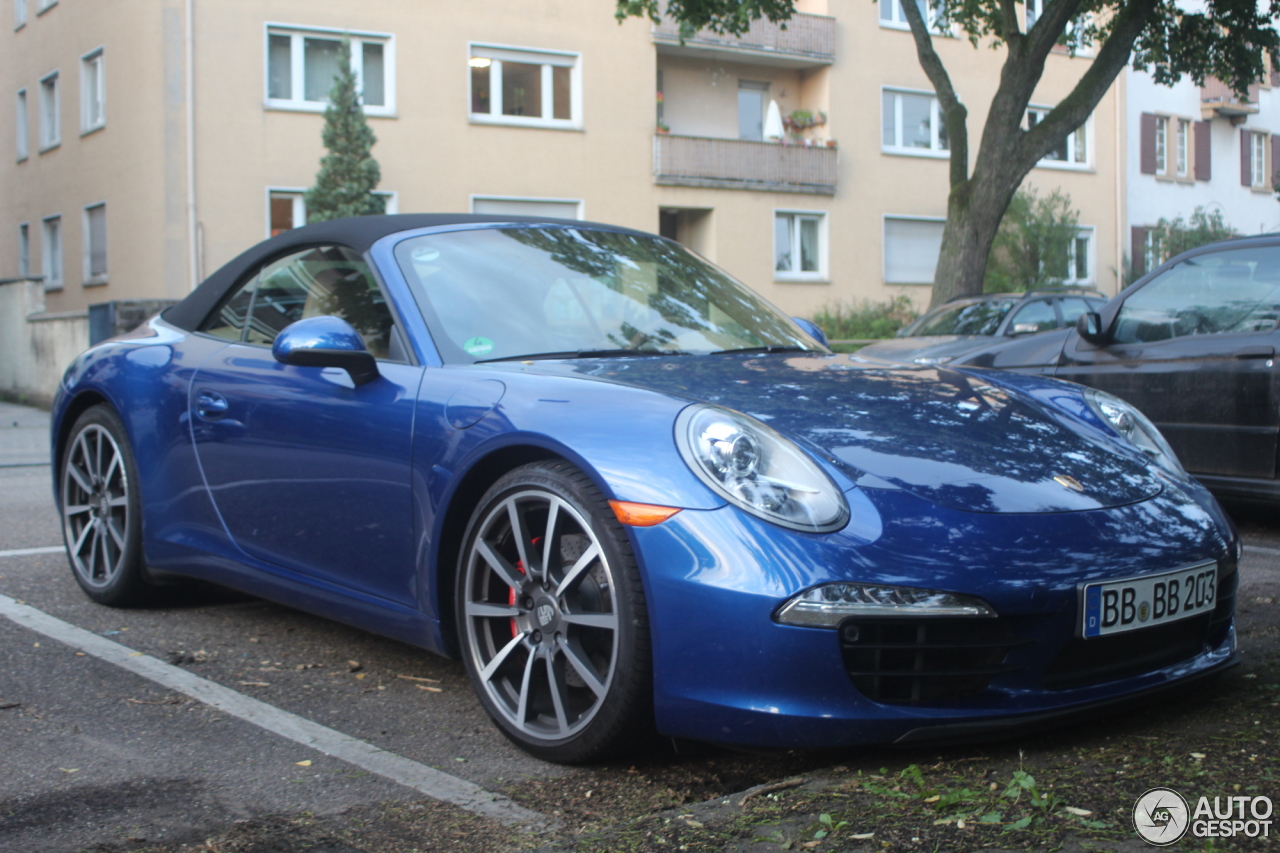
xmin=163 ymin=213 xmax=642 ymax=332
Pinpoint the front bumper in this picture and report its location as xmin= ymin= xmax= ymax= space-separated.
xmin=631 ymin=478 xmax=1239 ymax=748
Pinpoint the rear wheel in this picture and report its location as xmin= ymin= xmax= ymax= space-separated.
xmin=60 ymin=405 xmax=152 ymax=606
xmin=457 ymin=460 xmax=653 ymax=763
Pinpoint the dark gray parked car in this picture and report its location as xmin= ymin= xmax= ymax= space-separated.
xmin=946 ymin=236 xmax=1280 ymax=501
xmin=857 ymin=289 xmax=1105 ymax=365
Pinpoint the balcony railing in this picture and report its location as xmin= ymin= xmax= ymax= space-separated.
xmin=653 ymin=134 xmax=838 ymax=195
xmin=1200 ymin=78 xmax=1260 ymax=122
xmin=652 ymin=11 xmax=835 ymax=66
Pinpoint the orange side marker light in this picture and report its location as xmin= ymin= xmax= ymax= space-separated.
xmin=609 ymin=500 xmax=682 ymax=527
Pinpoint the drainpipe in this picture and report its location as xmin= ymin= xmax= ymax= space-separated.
xmin=186 ymin=0 xmax=198 ymax=290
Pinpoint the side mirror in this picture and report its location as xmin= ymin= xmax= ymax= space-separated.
xmin=272 ymin=316 xmax=380 ymax=386
xmin=1075 ymin=311 xmax=1107 ymax=345
xmin=791 ymin=317 xmax=829 ymax=348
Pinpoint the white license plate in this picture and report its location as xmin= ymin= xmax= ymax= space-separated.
xmin=1082 ymin=563 xmax=1217 ymax=638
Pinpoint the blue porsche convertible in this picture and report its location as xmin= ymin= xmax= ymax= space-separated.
xmin=52 ymin=215 xmax=1239 ymax=763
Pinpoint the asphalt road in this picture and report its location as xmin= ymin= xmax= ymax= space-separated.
xmin=1 ymin=400 xmax=1278 ymax=852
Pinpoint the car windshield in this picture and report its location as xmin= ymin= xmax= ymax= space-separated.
xmin=393 ymin=226 xmax=818 ymax=363
xmin=904 ymin=299 xmax=1019 ymax=337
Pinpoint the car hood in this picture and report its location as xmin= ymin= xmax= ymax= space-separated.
xmin=519 ymin=353 xmax=1162 ymax=514
xmin=854 ymin=335 xmax=992 ymax=364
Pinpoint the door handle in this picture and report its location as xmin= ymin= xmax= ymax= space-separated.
xmin=194 ymin=389 xmax=229 ymax=420
xmin=1234 ymin=345 xmax=1275 ymax=360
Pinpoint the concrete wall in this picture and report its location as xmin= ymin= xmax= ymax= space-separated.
xmin=0 ymin=281 xmax=87 ymax=407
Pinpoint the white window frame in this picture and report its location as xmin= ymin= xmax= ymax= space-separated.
xmin=18 ymin=222 xmax=30 ymax=276
xmin=882 ymin=87 xmax=949 ymax=158
xmin=265 ymin=187 xmax=398 ymax=237
xmin=878 ymin=0 xmax=943 ymax=32
xmin=1154 ymin=115 xmax=1167 ymax=173
xmin=468 ymin=43 xmax=583 ymax=130
xmin=36 ymin=0 xmax=53 ymax=11
xmin=80 ymin=47 xmax=105 ymax=133
xmin=38 ymin=70 xmax=58 ymax=151
xmin=774 ymin=210 xmax=828 ymax=281
xmin=41 ymin=214 xmax=62 ymax=290
xmin=1251 ymin=131 xmax=1268 ymax=188
xmin=1027 ymin=105 xmax=1091 ymax=169
xmin=14 ymin=0 xmax=26 ymax=29
xmin=469 ymin=194 xmax=585 ymax=219
xmin=82 ymin=202 xmax=107 ymax=285
xmin=1064 ymin=227 xmax=1095 ymax=285
xmin=263 ymin=24 xmax=396 ymax=117
xmin=16 ymin=88 xmax=28 ymax=161
xmin=883 ymin=214 xmax=945 ymax=285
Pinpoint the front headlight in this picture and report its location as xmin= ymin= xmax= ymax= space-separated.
xmin=775 ymin=583 xmax=995 ymax=628
xmin=675 ymin=404 xmax=849 ymax=533
xmin=1084 ymin=388 xmax=1184 ymax=475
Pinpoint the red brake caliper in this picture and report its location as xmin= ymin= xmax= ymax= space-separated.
xmin=509 ymin=537 xmax=542 ymax=638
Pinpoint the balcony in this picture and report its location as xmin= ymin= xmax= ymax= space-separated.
xmin=653 ymin=134 xmax=838 ymax=195
xmin=652 ymin=11 xmax=836 ymax=68
xmin=1200 ymin=78 xmax=1260 ymax=124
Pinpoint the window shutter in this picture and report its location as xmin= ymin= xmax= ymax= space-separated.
xmin=1131 ymin=226 xmax=1148 ymax=278
xmin=1272 ymin=66 xmax=1280 ymax=89
xmin=1139 ymin=113 xmax=1157 ymax=174
xmin=1194 ymin=121 xmax=1212 ymax=181
xmin=1241 ymin=130 xmax=1253 ymax=186
xmin=1272 ymin=135 xmax=1280 ymax=190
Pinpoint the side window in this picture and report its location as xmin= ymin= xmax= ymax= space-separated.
xmin=1058 ymin=297 xmax=1093 ymax=326
xmin=1007 ymin=300 xmax=1057 ymax=334
xmin=200 ymin=272 xmax=259 ymax=341
xmin=1112 ymin=246 xmax=1280 ymax=344
xmin=202 ymin=245 xmax=399 ymax=359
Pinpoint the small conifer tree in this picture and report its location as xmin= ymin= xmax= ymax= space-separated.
xmin=305 ymin=38 xmax=385 ymax=222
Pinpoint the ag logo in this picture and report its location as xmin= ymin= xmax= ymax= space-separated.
xmin=1134 ymin=787 xmax=1190 ymax=846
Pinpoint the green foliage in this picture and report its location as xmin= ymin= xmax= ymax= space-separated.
xmin=984 ymin=187 xmax=1081 ymax=293
xmin=1145 ymin=206 xmax=1236 ymax=266
xmin=305 ymin=38 xmax=385 ymax=224
xmin=810 ymin=296 xmax=918 ymax=343
xmin=615 ymin=0 xmax=795 ymax=35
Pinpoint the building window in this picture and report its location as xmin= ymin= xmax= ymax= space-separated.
xmin=1153 ymin=115 xmax=1166 ymax=172
xmin=880 ymin=0 xmax=940 ymax=30
xmin=1065 ymin=228 xmax=1094 ymax=284
xmin=36 ymin=0 xmax=52 ymax=11
xmin=882 ymin=88 xmax=948 ymax=156
xmin=38 ymin=70 xmax=58 ymax=150
xmin=884 ymin=216 xmax=944 ymax=284
xmin=774 ymin=211 xmax=826 ymax=279
xmin=14 ymin=0 xmax=26 ymax=29
xmin=41 ymin=215 xmax=62 ymax=289
xmin=83 ymin=203 xmax=107 ymax=284
xmin=80 ymin=48 xmax=104 ymax=133
xmin=15 ymin=88 xmax=28 ymax=160
xmin=18 ymin=223 xmax=30 ymax=276
xmin=1025 ymin=0 xmax=1042 ymax=27
xmin=469 ymin=44 xmax=581 ymax=129
xmin=1251 ymin=131 xmax=1268 ymax=187
xmin=269 ymin=190 xmax=305 ymax=236
xmin=471 ymin=196 xmax=583 ymax=219
xmin=1175 ymin=118 xmax=1189 ymax=177
xmin=1026 ymin=107 xmax=1089 ymax=166
xmin=265 ymin=26 xmax=394 ymax=115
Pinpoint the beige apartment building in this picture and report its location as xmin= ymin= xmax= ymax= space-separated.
xmin=1 ymin=0 xmax=1122 ymax=399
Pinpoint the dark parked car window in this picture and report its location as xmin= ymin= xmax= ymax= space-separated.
xmin=1007 ymin=299 xmax=1057 ymax=334
xmin=1113 ymin=246 xmax=1280 ymax=344
xmin=200 ymin=245 xmax=397 ymax=359
xmin=908 ymin=299 xmax=1018 ymax=336
xmin=1058 ymin=297 xmax=1094 ymax=326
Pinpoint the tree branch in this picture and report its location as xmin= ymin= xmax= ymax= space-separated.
xmin=997 ymin=0 xmax=1021 ymax=44
xmin=900 ymin=0 xmax=970 ymax=187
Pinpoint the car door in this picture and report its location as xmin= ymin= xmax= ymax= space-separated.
xmin=189 ymin=244 xmax=423 ymax=605
xmin=1057 ymin=245 xmax=1280 ymax=480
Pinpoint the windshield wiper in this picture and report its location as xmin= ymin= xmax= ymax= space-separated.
xmin=475 ymin=348 xmax=691 ymax=363
xmin=711 ymin=345 xmax=813 ymax=355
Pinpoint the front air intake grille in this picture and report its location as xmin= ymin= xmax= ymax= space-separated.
xmin=839 ymin=618 xmax=1030 ymax=705
xmin=1044 ymin=569 xmax=1237 ymax=691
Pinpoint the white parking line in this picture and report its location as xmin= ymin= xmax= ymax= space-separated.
xmin=0 ymin=593 xmax=551 ymax=829
xmin=0 ymin=546 xmax=65 ymax=558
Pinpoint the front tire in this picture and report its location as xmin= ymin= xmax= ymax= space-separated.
xmin=60 ymin=404 xmax=153 ymax=607
xmin=457 ymin=461 xmax=653 ymax=763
